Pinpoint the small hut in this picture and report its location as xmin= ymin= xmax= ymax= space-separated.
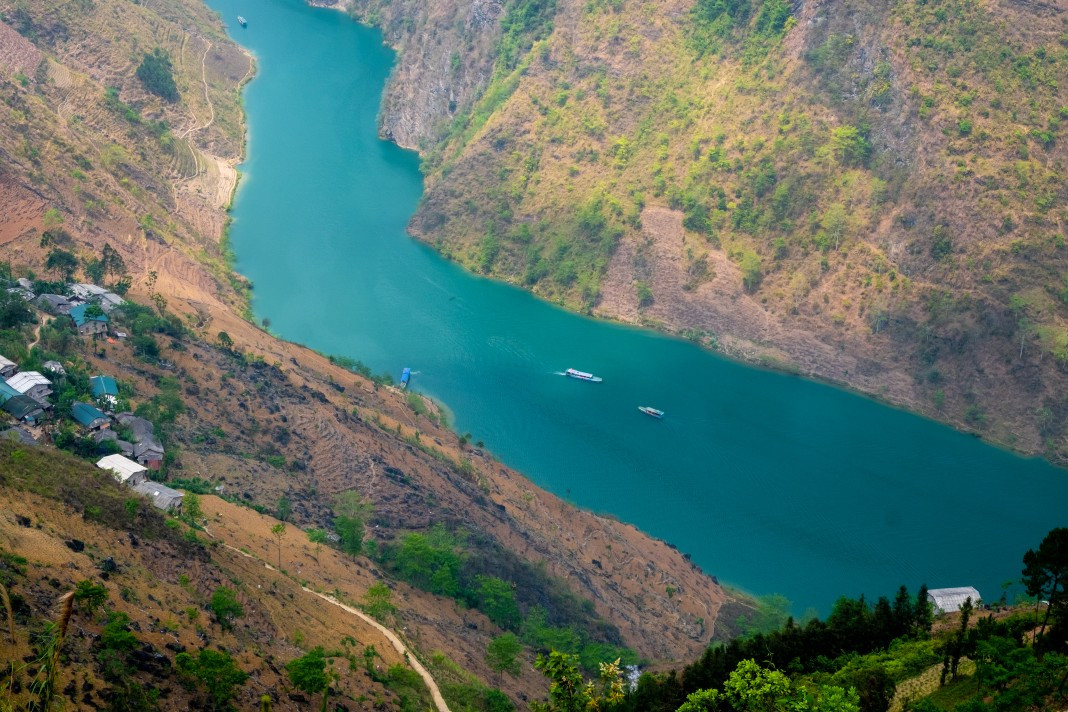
xmin=132 ymin=481 xmax=183 ymax=511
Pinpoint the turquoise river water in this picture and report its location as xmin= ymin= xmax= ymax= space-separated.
xmin=205 ymin=0 xmax=1066 ymax=614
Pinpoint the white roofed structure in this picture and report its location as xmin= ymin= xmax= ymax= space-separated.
xmin=96 ymin=454 xmax=148 ymax=485
xmin=5 ymin=371 xmax=52 ymax=403
xmin=0 ymin=355 xmax=15 ymax=378
xmin=928 ymin=587 xmax=982 ymax=614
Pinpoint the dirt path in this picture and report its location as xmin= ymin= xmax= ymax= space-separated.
xmin=302 ymin=588 xmax=454 ymax=712
xmin=180 ymin=41 xmax=215 ymax=140
xmin=214 ymin=539 xmax=453 ymax=712
xmin=26 ymin=322 xmax=43 ymax=350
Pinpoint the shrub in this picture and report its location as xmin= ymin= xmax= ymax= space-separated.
xmin=136 ymin=49 xmax=179 ymax=102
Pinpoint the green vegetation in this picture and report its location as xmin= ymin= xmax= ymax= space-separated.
xmin=209 ymin=585 xmax=244 ymax=630
xmin=175 ymin=648 xmax=249 ymax=711
xmin=522 ymin=528 xmax=1067 ymax=712
xmin=136 ymin=49 xmax=179 ymax=102
xmin=377 ymin=524 xmax=636 ymax=672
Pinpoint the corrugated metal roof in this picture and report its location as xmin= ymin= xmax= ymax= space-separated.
xmin=0 ymin=355 xmax=14 ymax=369
xmin=6 ymin=371 xmax=50 ymax=393
xmin=69 ymin=304 xmax=109 ymax=327
xmin=96 ymin=454 xmax=147 ymax=482
xmin=71 ymin=402 xmax=107 ymax=426
xmin=2 ymin=395 xmax=43 ymax=420
xmin=132 ymin=481 xmax=183 ymax=510
xmin=928 ymin=586 xmax=982 ymax=613
xmin=90 ymin=376 xmax=119 ymax=397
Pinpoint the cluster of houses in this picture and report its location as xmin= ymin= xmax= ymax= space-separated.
xmin=7 ymin=279 xmax=121 ymax=335
xmin=1 ymin=353 xmax=167 ymax=466
xmin=1 ymin=280 xmax=181 ymax=511
xmin=95 ymin=453 xmax=183 ymax=512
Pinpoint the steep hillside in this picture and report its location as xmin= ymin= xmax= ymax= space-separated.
xmin=352 ymin=0 xmax=1068 ymax=462
xmin=0 ymin=0 xmax=742 ymax=702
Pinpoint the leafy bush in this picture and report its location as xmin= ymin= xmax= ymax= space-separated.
xmin=136 ymin=49 xmax=179 ymax=102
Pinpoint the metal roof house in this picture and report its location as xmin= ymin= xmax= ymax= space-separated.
xmin=0 ymin=355 xmax=15 ymax=379
xmin=69 ymin=304 xmax=109 ymax=335
xmin=0 ymin=381 xmax=19 ymax=404
xmin=96 ymin=454 xmax=148 ymax=485
xmin=42 ymin=361 xmax=66 ymax=376
xmin=35 ymin=293 xmax=75 ymax=315
xmin=928 ymin=587 xmax=982 ymax=614
xmin=132 ymin=481 xmax=183 ymax=511
xmin=71 ymin=402 xmax=109 ymax=430
xmin=90 ymin=376 xmax=119 ymax=408
xmin=5 ymin=371 xmax=52 ymax=404
xmin=2 ymin=395 xmax=45 ymax=424
xmin=115 ymin=413 xmax=165 ymax=468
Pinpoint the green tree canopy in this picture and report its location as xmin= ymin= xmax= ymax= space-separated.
xmin=486 ymin=632 xmax=523 ymax=685
xmin=176 ymin=648 xmax=249 ymax=711
xmin=209 ymin=586 xmax=244 ymax=630
xmin=1022 ymin=527 xmax=1068 ymax=641
xmin=136 ymin=49 xmax=179 ymax=102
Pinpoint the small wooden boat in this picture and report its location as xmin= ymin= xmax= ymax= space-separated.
xmin=565 ymin=368 xmax=602 ymax=383
xmin=638 ymin=406 xmax=665 ymax=419
xmin=237 ymin=15 xmax=247 ymax=27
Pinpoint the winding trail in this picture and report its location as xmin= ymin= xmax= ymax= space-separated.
xmin=214 ymin=539 xmax=453 ymax=712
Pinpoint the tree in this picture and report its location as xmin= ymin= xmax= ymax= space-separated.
xmin=217 ymin=331 xmax=234 ymax=350
xmin=183 ymin=492 xmax=204 ymax=524
xmin=306 ymin=527 xmax=326 ymax=561
xmin=829 ymin=125 xmax=870 ymax=166
xmin=1022 ymin=527 xmax=1068 ymax=641
xmin=740 ymin=250 xmax=762 ymax=292
xmin=333 ymin=491 xmax=372 ymax=556
xmin=73 ymin=580 xmax=108 ymax=614
xmin=209 ymin=586 xmax=244 ymax=629
xmin=531 ymin=651 xmax=625 ymax=712
xmin=476 ymin=575 xmax=520 ymax=630
xmin=176 ymin=648 xmax=249 ymax=711
xmin=45 ymin=249 xmax=78 ymax=281
xmin=286 ymin=647 xmax=333 ymax=712
xmin=0 ymin=289 xmax=34 ymax=329
xmin=486 ymin=633 xmax=523 ymax=686
xmin=271 ymin=522 xmax=286 ymax=569
xmin=100 ymin=243 xmax=126 ymax=280
xmin=277 ymin=496 xmax=292 ymax=522
xmin=362 ymin=582 xmax=396 ymax=622
xmin=136 ymin=49 xmax=179 ymax=102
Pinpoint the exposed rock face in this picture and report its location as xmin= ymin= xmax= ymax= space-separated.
xmin=343 ymin=0 xmax=506 ymax=150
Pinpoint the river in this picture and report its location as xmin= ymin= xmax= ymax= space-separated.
xmin=204 ymin=0 xmax=1067 ymax=615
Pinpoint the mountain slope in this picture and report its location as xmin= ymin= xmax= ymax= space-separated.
xmin=356 ymin=0 xmax=1068 ymax=462
xmin=0 ymin=0 xmax=740 ymax=700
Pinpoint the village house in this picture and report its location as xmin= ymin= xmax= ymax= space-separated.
xmin=96 ymin=454 xmax=148 ymax=486
xmin=69 ymin=284 xmax=124 ymax=313
xmin=42 ymin=361 xmax=66 ymax=376
xmin=93 ymin=429 xmax=134 ymax=457
xmin=90 ymin=376 xmax=119 ymax=409
xmin=927 ymin=587 xmax=982 ymax=614
xmin=132 ymin=481 xmax=183 ymax=511
xmin=6 ymin=371 xmax=52 ymax=404
xmin=35 ymin=294 xmax=76 ymax=315
xmin=0 ymin=355 xmax=15 ymax=379
xmin=115 ymin=413 xmax=165 ymax=468
xmin=1 ymin=395 xmax=45 ymax=425
xmin=71 ymin=402 xmax=110 ymax=431
xmin=69 ymin=304 xmax=109 ymax=336
xmin=1 ymin=427 xmax=37 ymax=446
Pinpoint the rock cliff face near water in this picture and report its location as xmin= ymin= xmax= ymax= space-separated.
xmin=345 ymin=0 xmax=1068 ymax=464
